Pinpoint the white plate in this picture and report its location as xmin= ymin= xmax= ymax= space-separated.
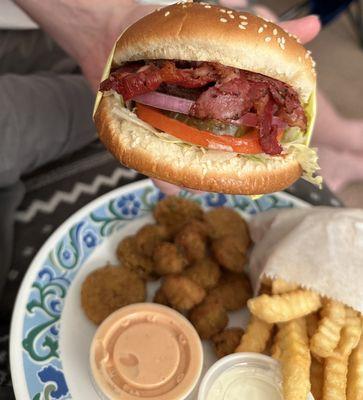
xmin=10 ymin=179 xmax=309 ymax=399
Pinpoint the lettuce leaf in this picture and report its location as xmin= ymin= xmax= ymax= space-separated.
xmin=282 ymin=127 xmax=322 ymax=187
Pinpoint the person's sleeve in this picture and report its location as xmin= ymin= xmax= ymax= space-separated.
xmin=0 ymin=72 xmax=96 ymax=187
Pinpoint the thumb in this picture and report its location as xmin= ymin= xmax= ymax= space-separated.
xmin=279 ymin=15 xmax=321 ymax=44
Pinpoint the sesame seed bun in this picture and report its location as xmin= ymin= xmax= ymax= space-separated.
xmin=94 ymin=2 xmax=317 ymax=195
xmin=114 ymin=2 xmax=316 ymax=102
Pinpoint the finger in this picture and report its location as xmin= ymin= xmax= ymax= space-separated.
xmin=152 ymin=179 xmax=182 ymax=195
xmin=280 ymin=15 xmax=321 ymax=44
xmin=151 ymin=179 xmax=205 ymax=196
xmin=219 ymin=0 xmax=249 ymax=9
xmin=218 ymin=3 xmax=320 ymax=45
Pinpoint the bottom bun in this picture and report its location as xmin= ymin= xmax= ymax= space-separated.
xmin=95 ymin=95 xmax=302 ymax=195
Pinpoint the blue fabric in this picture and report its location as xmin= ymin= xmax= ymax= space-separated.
xmin=310 ymin=0 xmax=356 ymax=24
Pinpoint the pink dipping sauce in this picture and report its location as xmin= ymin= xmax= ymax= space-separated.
xmin=90 ymin=303 xmax=203 ymax=400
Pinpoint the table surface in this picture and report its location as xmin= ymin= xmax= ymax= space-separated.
xmin=1 ymin=141 xmax=342 ymax=399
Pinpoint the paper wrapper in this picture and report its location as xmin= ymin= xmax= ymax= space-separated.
xmin=248 ymin=207 xmax=363 ymax=313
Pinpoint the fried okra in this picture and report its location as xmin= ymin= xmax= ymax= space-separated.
xmin=189 ymin=297 xmax=228 ymax=339
xmin=81 ymin=265 xmax=145 ymax=325
xmin=212 ymin=328 xmax=244 ymax=358
xmin=153 ymin=242 xmax=188 ymax=275
xmin=209 ymin=272 xmax=252 ymax=311
xmin=175 ymin=227 xmax=207 ymax=263
xmin=204 ymin=207 xmax=250 ymax=248
xmin=161 ymin=275 xmax=206 ymax=311
xmin=181 ymin=219 xmax=210 ymax=238
xmin=153 ymin=196 xmax=204 ymax=236
xmin=184 ymin=258 xmax=221 ymax=291
xmin=212 ymin=235 xmax=247 ymax=273
xmin=116 ymin=236 xmax=154 ymax=280
xmin=135 ymin=224 xmax=170 ymax=257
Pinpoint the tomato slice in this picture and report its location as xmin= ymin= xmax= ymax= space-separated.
xmin=136 ymin=103 xmax=264 ymax=154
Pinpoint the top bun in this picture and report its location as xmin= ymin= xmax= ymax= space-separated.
xmin=114 ymin=1 xmax=316 ymax=103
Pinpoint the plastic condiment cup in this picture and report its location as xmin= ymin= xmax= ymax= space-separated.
xmin=90 ymin=303 xmax=203 ymax=400
xmin=198 ymin=353 xmax=314 ymax=400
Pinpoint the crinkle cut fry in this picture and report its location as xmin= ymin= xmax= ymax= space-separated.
xmin=248 ymin=289 xmax=321 ymax=323
xmin=323 ymin=354 xmax=348 ymax=400
xmin=235 ymin=315 xmax=273 ymax=353
xmin=310 ymin=300 xmax=346 ymax=358
xmin=310 ymin=356 xmax=323 ymax=400
xmin=334 ymin=308 xmax=362 ymax=358
xmin=347 ymin=330 xmax=363 ymax=400
xmin=274 ymin=318 xmax=311 ymax=400
xmin=306 ymin=312 xmax=319 ymax=339
xmin=272 ymin=278 xmax=299 ymax=294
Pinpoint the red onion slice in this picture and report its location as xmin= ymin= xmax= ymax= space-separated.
xmin=133 ymin=92 xmax=288 ymax=132
xmin=132 ymin=91 xmax=194 ymax=114
xmin=232 ymin=113 xmax=258 ymax=127
xmin=231 ymin=113 xmax=287 ymax=130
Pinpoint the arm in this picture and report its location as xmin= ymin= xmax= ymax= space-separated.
xmin=14 ymin=0 xmax=156 ymax=91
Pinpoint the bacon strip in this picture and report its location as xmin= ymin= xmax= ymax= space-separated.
xmin=100 ymin=61 xmax=307 ymax=155
xmin=160 ymin=61 xmax=217 ymax=88
xmin=100 ymin=64 xmax=162 ymax=101
xmin=101 ymin=61 xmax=217 ymax=101
xmin=257 ymin=96 xmax=282 ymax=155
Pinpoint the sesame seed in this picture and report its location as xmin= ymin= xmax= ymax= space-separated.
xmin=305 ymin=52 xmax=309 ymax=59
xmin=219 ymin=8 xmax=226 ymax=13
xmin=272 ymin=28 xmax=278 ymax=35
xmin=239 ymin=15 xmax=248 ymax=20
xmin=204 ymin=4 xmax=211 ymax=8
xmin=307 ymin=50 xmax=312 ymax=55
xmin=263 ymin=24 xmax=267 ymax=28
xmin=292 ymin=34 xmax=301 ymax=43
xmin=312 ymin=60 xmax=316 ymax=67
xmin=229 ymin=14 xmax=235 ymax=19
xmin=182 ymin=4 xmax=187 ymax=7
xmin=220 ymin=17 xmax=228 ymax=23
xmin=265 ymin=36 xmax=272 ymax=42
xmin=281 ymin=37 xmax=286 ymax=44
xmin=240 ymin=21 xmax=248 ymax=25
xmin=227 ymin=10 xmax=233 ymax=14
xmin=165 ymin=11 xmax=170 ymax=16
xmin=238 ymin=23 xmax=246 ymax=30
xmin=277 ymin=37 xmax=281 ymax=43
xmin=258 ymin=27 xmax=264 ymax=33
xmin=280 ymin=43 xmax=285 ymax=50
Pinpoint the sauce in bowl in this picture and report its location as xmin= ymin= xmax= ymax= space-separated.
xmin=198 ymin=353 xmax=314 ymax=400
xmin=90 ymin=303 xmax=203 ymax=400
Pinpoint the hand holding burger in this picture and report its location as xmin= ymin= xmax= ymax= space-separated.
xmin=95 ymin=2 xmax=321 ymax=195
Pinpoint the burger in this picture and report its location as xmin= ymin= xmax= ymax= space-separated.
xmin=94 ymin=1 xmax=321 ymax=195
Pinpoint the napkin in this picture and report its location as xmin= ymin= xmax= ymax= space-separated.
xmin=248 ymin=207 xmax=363 ymax=313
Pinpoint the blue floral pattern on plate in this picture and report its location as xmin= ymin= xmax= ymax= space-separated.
xmin=12 ymin=180 xmax=306 ymax=399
